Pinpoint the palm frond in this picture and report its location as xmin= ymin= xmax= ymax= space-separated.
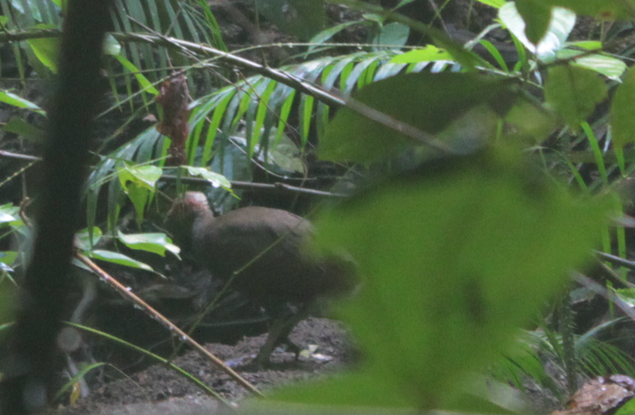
xmin=187 ymin=49 xmax=460 ymax=167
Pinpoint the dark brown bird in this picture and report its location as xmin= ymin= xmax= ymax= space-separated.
xmin=166 ymin=191 xmax=355 ymax=367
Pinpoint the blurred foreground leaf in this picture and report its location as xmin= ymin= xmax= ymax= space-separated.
xmin=319 ymin=73 xmax=517 ymax=163
xmin=273 ymin=147 xmax=608 ymax=410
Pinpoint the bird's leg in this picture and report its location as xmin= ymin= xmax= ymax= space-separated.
xmin=254 ymin=303 xmax=313 ymax=368
xmin=254 ymin=316 xmax=288 ymax=369
xmin=277 ymin=304 xmax=312 ymax=361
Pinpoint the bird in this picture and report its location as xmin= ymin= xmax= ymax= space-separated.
xmin=166 ymin=191 xmax=355 ymax=367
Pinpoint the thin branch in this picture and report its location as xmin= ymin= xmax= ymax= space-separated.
xmin=75 ymin=252 xmax=264 ymax=399
xmin=161 ymin=174 xmax=347 ymax=197
xmin=0 ymin=150 xmax=41 ymax=162
xmin=572 ymin=271 xmax=635 ymax=322
xmin=0 ymin=151 xmax=346 ymax=197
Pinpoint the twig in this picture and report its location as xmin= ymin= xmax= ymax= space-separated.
xmin=161 ymin=174 xmax=347 ymax=197
xmin=572 ymin=271 xmax=635 ymax=322
xmin=75 ymin=253 xmax=264 ymax=399
xmin=0 ymin=150 xmax=346 ymax=197
xmin=0 ymin=150 xmax=41 ymax=162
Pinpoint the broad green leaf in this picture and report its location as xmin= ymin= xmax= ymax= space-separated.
xmin=611 ymin=66 xmax=635 ymax=148
xmin=293 ymin=148 xmax=608 ymax=409
xmin=0 ymin=251 xmax=18 ymax=268
xmin=124 ymin=183 xmax=150 ymax=224
xmin=514 ymin=0 xmax=553 ymax=45
xmin=499 ymin=2 xmax=575 ymax=61
xmin=2 ymin=117 xmax=45 ymax=143
xmin=477 ymin=0 xmax=506 ymax=7
xmin=545 ymin=65 xmax=607 ymax=129
xmin=88 ymin=250 xmax=156 ymax=273
xmin=390 ymin=45 xmax=453 ymax=63
xmin=75 ymin=227 xmax=103 ymax=251
xmin=118 ymin=164 xmax=162 ymax=223
xmin=0 ymin=205 xmax=23 ymax=230
xmin=0 ymin=91 xmax=45 ymax=116
xmin=614 ymin=396 xmax=635 ymax=415
xmin=117 ymin=231 xmax=180 ymax=258
xmin=566 ymin=40 xmax=602 ymax=50
xmin=320 ymin=72 xmax=516 ymax=162
xmin=26 ymin=25 xmax=61 ymax=74
xmin=557 ymin=49 xmax=626 ymax=80
xmin=0 ymin=205 xmax=17 ymax=224
xmin=184 ymin=166 xmax=233 ymax=191
xmin=118 ymin=164 xmax=162 ymax=191
xmin=103 ymin=34 xmax=121 ymax=56
xmin=0 ymin=212 xmax=15 ymax=224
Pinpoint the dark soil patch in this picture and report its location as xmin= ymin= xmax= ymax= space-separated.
xmin=52 ymin=317 xmax=354 ymax=415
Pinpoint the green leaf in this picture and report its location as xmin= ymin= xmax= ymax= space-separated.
xmin=118 ymin=164 xmax=162 ymax=191
xmin=614 ymin=396 xmax=635 ymax=415
xmin=88 ymin=250 xmax=156 ymax=273
xmin=545 ymin=65 xmax=607 ymax=129
xmin=556 ymin=49 xmax=626 ymax=81
xmin=390 ymin=45 xmax=453 ymax=63
xmin=514 ymin=0 xmax=553 ymax=45
xmin=113 ymin=55 xmax=159 ymax=95
xmin=2 ymin=117 xmax=46 ymax=143
xmin=118 ymin=164 xmax=162 ymax=224
xmin=103 ymin=34 xmax=121 ymax=56
xmin=75 ymin=227 xmax=103 ymax=251
xmin=0 ymin=211 xmax=15 ymax=224
xmin=117 ymin=231 xmax=180 ymax=258
xmin=320 ymin=72 xmax=516 ymax=162
xmin=612 ymin=66 xmax=635 ymax=148
xmin=0 ymin=204 xmax=23 ymax=231
xmin=184 ymin=166 xmax=233 ymax=191
xmin=499 ymin=2 xmax=575 ymax=61
xmin=302 ymin=148 xmax=608 ymax=409
xmin=477 ymin=0 xmax=507 ymax=7
xmin=26 ymin=25 xmax=61 ymax=74
xmin=0 ymin=91 xmax=45 ymax=116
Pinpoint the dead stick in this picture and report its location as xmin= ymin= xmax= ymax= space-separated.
xmin=75 ymin=252 xmax=264 ymax=398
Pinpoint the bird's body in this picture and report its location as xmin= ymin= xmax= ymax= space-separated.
xmin=167 ymin=192 xmax=354 ymax=366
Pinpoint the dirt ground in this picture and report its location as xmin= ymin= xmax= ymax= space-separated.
xmin=52 ymin=317 xmax=355 ymax=415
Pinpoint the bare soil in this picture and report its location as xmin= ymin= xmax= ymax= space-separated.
xmin=52 ymin=317 xmax=354 ymax=415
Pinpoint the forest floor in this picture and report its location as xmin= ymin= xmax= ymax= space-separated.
xmin=51 ymin=317 xmax=355 ymax=415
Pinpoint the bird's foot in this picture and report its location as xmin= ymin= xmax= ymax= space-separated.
xmin=280 ymin=338 xmax=303 ymax=361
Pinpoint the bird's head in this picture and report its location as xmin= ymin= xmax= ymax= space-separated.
xmin=165 ymin=191 xmax=212 ymax=248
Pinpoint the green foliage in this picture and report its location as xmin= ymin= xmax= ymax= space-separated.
xmin=25 ymin=24 xmax=60 ymax=74
xmin=73 ymin=227 xmax=179 ymax=277
xmin=545 ymin=66 xmax=607 ymax=130
xmin=514 ymin=0 xmax=553 ymax=45
xmin=273 ymin=147 xmax=608 ymax=410
xmin=2 ymin=0 xmax=635 ymax=409
xmin=611 ymin=66 xmax=635 ymax=148
xmin=320 ymin=73 xmax=517 ymax=162
xmin=117 ymin=163 xmax=163 ymax=224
